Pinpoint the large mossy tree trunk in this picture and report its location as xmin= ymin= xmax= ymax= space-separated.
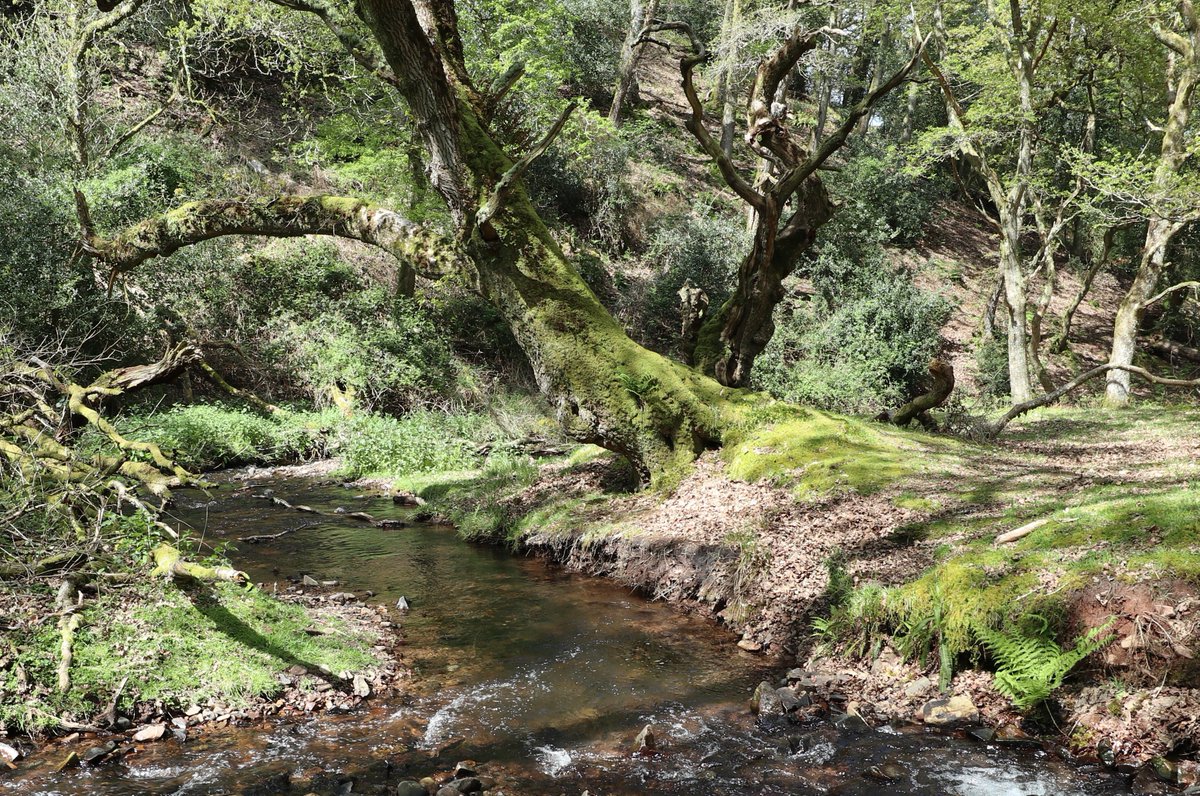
xmin=90 ymin=0 xmax=732 ymax=483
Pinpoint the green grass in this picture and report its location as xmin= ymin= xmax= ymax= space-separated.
xmin=0 ymin=581 xmax=381 ymax=734
xmin=120 ymin=404 xmax=339 ymax=470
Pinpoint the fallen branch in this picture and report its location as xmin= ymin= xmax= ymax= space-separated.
xmin=985 ymin=363 xmax=1200 ymax=437
xmin=54 ymin=579 xmax=82 ymax=694
xmin=151 ymin=544 xmax=248 ymax=585
xmin=1146 ymin=337 xmax=1200 ymax=364
xmin=995 ymin=518 xmax=1050 ymax=544
xmin=196 ymin=361 xmax=282 ymax=415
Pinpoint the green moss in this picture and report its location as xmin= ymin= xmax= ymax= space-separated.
xmin=0 ymin=581 xmax=381 ymax=734
xmin=720 ymin=403 xmax=950 ymax=497
xmin=894 ymin=492 xmax=941 ymax=511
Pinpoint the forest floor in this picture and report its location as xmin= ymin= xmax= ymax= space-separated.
xmin=397 ymin=402 xmax=1200 ymax=775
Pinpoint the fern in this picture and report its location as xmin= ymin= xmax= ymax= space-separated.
xmin=976 ymin=618 xmax=1113 ymax=709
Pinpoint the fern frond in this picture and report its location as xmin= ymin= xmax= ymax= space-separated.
xmin=975 ymin=618 xmax=1114 ymax=710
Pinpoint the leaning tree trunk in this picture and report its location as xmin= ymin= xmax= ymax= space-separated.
xmin=1106 ymin=2 xmax=1198 ymax=406
xmin=609 ymin=0 xmax=659 ymax=125
xmin=1106 ymin=221 xmax=1173 ymax=405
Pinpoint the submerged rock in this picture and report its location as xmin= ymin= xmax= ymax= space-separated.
xmin=80 ymin=740 xmax=118 ymax=765
xmin=832 ymin=711 xmax=871 ymax=734
xmin=866 ymin=759 xmax=907 ymax=781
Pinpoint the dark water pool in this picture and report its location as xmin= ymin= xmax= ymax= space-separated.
xmin=3 ymin=477 xmax=1130 ymax=794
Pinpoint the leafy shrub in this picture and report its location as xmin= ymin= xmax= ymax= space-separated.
xmin=636 ymin=205 xmax=747 ymax=351
xmin=269 ymin=293 xmax=460 ymax=414
xmin=527 ymin=109 xmax=637 ymax=251
xmin=129 ymin=405 xmax=333 ymax=470
xmin=755 ymin=272 xmax=951 ymax=414
xmin=832 ymin=146 xmax=941 ymax=247
xmin=974 ymin=333 xmax=1011 ymax=401
xmin=335 ymin=410 xmax=487 ymax=477
xmin=85 ymin=135 xmax=216 ymax=227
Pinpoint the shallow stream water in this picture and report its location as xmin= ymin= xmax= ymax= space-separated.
xmin=5 ymin=477 xmax=1131 ymax=794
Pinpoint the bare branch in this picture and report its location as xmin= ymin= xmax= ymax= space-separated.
xmin=476 ymin=101 xmax=577 ymax=231
xmin=776 ymin=34 xmax=931 ymax=199
xmin=1145 ymin=280 xmax=1200 ymax=307
xmin=267 ymin=0 xmax=401 ymax=87
xmin=987 ymin=363 xmax=1200 ymax=436
xmin=641 ymin=20 xmax=765 ymax=210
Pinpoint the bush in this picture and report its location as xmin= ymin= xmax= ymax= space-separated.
xmin=636 ymin=205 xmax=747 ymax=351
xmin=832 ymin=147 xmax=941 ymax=247
xmin=974 ymin=333 xmax=1011 ymax=401
xmin=129 ymin=405 xmax=333 ymax=470
xmin=335 ymin=410 xmax=488 ymax=477
xmin=269 ymin=293 xmax=460 ymax=414
xmin=755 ymin=272 xmax=951 ymax=414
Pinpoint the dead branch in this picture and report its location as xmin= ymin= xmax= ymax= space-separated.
xmin=986 ymin=363 xmax=1200 ymax=437
xmin=151 ymin=544 xmax=248 ymax=584
xmin=884 ymin=359 xmax=955 ymax=428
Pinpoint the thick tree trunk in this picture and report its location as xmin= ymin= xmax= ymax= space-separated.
xmin=999 ymin=221 xmax=1034 ymax=403
xmin=696 ymin=181 xmax=834 ymax=386
xmin=1106 ymin=4 xmax=1198 ymax=405
xmin=1106 ymin=222 xmax=1173 ymax=405
xmin=609 ymin=0 xmax=659 ymax=125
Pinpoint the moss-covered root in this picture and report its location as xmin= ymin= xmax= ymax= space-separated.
xmin=151 ymin=544 xmax=248 ymax=585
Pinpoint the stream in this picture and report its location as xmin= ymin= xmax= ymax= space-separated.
xmin=5 ymin=476 xmax=1132 ymax=795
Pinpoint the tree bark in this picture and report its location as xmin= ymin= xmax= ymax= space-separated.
xmin=715 ymin=0 xmax=740 ymax=157
xmin=1105 ymin=2 xmax=1199 ymax=406
xmin=609 ymin=0 xmax=660 ymax=125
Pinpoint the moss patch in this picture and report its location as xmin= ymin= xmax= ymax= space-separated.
xmin=721 ymin=403 xmax=952 ymax=498
xmin=0 ymin=581 xmax=381 ymax=734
